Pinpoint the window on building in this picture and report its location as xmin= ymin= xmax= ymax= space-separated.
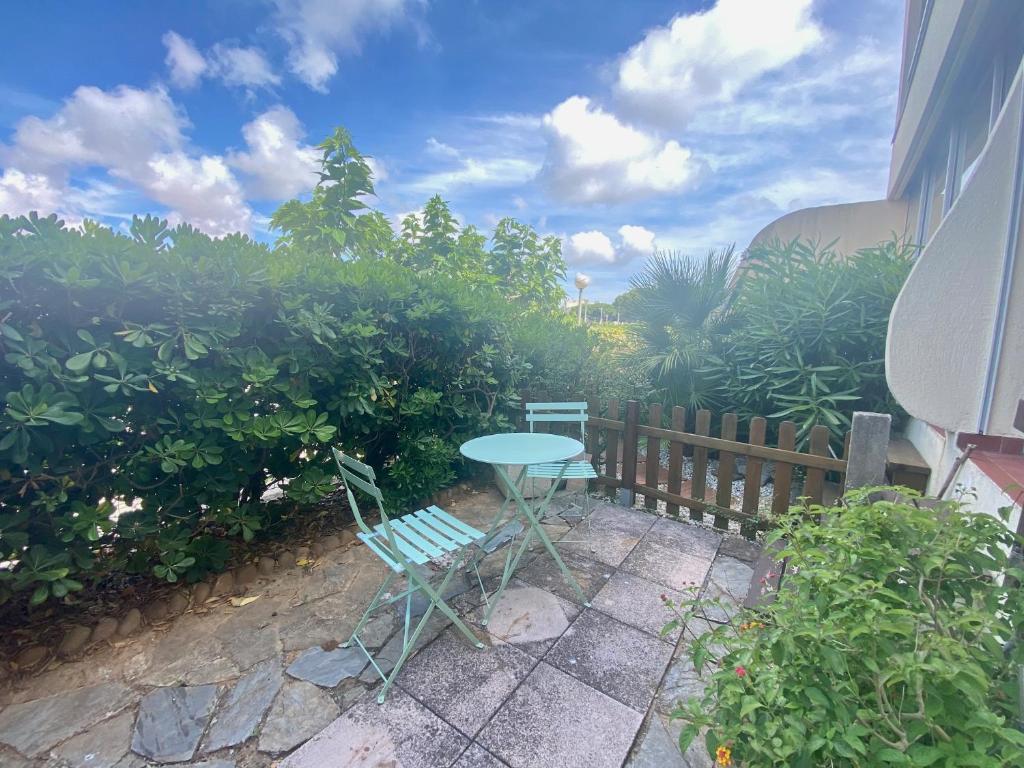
xmin=925 ymin=154 xmax=946 ymax=240
xmin=955 ymin=82 xmax=991 ymax=196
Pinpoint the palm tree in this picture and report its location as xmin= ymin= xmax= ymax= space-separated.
xmin=624 ymin=246 xmax=736 ymax=410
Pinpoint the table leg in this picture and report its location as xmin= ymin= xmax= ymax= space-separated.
xmin=484 ymin=463 xmax=591 ymax=619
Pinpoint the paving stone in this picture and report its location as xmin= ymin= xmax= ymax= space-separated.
xmin=138 ymin=628 xmax=239 ymax=686
xmin=701 ymin=557 xmax=754 ymax=623
xmin=619 ymin=539 xmax=712 ymax=592
xmin=477 ymin=662 xmax=643 ymax=768
xmin=516 ymin=548 xmax=613 ymax=605
xmin=625 ymin=712 xmax=688 ymax=768
xmin=279 ymin=688 xmax=469 ymax=768
xmin=452 ymin=743 xmax=509 ymax=767
xmin=0 ymin=682 xmax=135 ymax=757
xmin=645 ymin=519 xmax=721 ymax=560
xmin=131 ymin=685 xmax=219 ymax=764
xmin=558 ymin=522 xmax=645 ymax=568
xmin=587 ymin=503 xmax=658 ymax=537
xmin=481 ymin=520 xmax=525 ymax=553
xmin=546 ymin=609 xmax=673 ymax=712
xmin=718 ymin=536 xmax=762 ymax=563
xmin=286 ymin=645 xmax=367 ymax=687
xmin=473 ymin=581 xmax=579 ymax=657
xmin=397 ymin=628 xmax=536 ymax=737
xmin=48 ymin=710 xmax=133 ymax=768
xmin=184 ymin=761 xmax=237 ymax=768
xmin=0 ymin=747 xmax=32 ymax=768
xmin=258 ymin=681 xmax=339 ymax=754
xmin=591 ymin=571 xmax=686 ymax=642
xmin=203 ymin=659 xmax=283 ymax=752
xmin=659 ymin=716 xmax=715 ymax=768
xmin=357 ymin=610 xmax=451 ymax=684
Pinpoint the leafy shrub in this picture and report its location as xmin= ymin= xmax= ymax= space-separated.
xmin=0 ymin=211 xmax=525 ymax=607
xmin=715 ymin=238 xmax=913 ymax=445
xmin=581 ymin=323 xmax=651 ymax=404
xmin=667 ymin=490 xmax=1024 ymax=767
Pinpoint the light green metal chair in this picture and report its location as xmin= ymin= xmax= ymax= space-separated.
xmin=524 ymin=402 xmax=599 ymax=524
xmin=332 ymin=448 xmax=486 ymax=703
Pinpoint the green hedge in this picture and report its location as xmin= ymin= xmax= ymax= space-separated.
xmin=0 ymin=213 xmax=522 ymax=607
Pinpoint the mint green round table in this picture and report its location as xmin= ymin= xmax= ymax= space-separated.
xmin=460 ymin=432 xmax=589 ymax=623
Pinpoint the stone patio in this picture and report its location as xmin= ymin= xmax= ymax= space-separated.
xmin=0 ymin=489 xmax=757 ymax=768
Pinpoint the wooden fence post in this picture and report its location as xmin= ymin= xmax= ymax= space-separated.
xmin=644 ymin=403 xmax=663 ymax=510
xmin=691 ymin=409 xmax=711 ymax=522
xmin=665 ymin=406 xmax=686 ymax=517
xmin=740 ymin=417 xmax=767 ymax=538
xmin=715 ymin=413 xmax=738 ymax=529
xmin=803 ymin=426 xmax=830 ymax=506
xmin=586 ymin=392 xmax=600 ymax=475
xmin=771 ymin=421 xmax=797 ymax=516
xmin=619 ymin=400 xmax=640 ymax=506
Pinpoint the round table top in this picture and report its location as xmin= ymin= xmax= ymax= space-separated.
xmin=459 ymin=432 xmax=584 ymax=466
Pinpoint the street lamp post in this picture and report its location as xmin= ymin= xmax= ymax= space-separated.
xmin=574 ymin=273 xmax=590 ymax=324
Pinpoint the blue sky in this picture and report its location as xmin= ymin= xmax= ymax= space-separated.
xmin=0 ymin=0 xmax=903 ymax=300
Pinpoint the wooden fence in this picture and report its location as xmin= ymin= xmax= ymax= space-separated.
xmin=519 ymin=396 xmax=850 ymax=540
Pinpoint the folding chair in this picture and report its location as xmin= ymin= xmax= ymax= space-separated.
xmin=332 ymin=448 xmax=486 ymax=703
xmin=524 ymin=402 xmax=599 ymax=526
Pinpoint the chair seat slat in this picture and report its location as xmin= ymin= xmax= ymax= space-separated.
xmin=424 ymin=506 xmax=484 ymax=540
xmin=412 ymin=509 xmax=474 ymax=546
xmin=525 ymin=413 xmax=588 ymax=423
xmin=404 ymin=514 xmax=461 ymax=551
xmin=358 ymin=532 xmax=404 ymax=573
xmin=525 ymin=401 xmax=588 ymax=410
xmin=389 ymin=519 xmax=445 ymax=558
xmin=371 ymin=523 xmax=431 ymax=564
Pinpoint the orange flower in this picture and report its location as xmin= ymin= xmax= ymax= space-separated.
xmin=716 ymin=745 xmax=733 ymax=766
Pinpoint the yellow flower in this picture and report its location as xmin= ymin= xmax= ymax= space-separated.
xmin=716 ymin=745 xmax=733 ymax=766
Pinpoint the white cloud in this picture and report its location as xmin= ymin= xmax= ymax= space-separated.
xmin=162 ymin=32 xmax=279 ymax=92
xmin=163 ymin=31 xmax=207 ymax=89
xmin=405 ymin=156 xmax=539 ymax=195
xmin=0 ymin=168 xmax=65 ymax=218
xmin=0 ymin=85 xmax=253 ymax=236
xmin=615 ymin=0 xmax=823 ymax=129
xmin=564 ymin=224 xmax=657 ymax=264
xmin=618 ymin=224 xmax=656 ymax=259
xmin=209 ymin=44 xmax=281 ymax=89
xmin=565 ymin=230 xmax=615 ymax=263
xmin=228 ymin=106 xmax=318 ymax=199
xmin=425 ymin=137 xmax=460 ymax=159
xmin=540 ymin=96 xmax=700 ymax=204
xmin=273 ymin=0 xmax=412 ymax=92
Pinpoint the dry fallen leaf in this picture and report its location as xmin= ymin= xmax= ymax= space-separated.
xmin=229 ymin=595 xmax=261 ymax=607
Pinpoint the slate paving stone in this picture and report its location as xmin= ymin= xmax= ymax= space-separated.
xmin=619 ymin=539 xmax=712 ymax=592
xmin=591 ymin=571 xmax=686 ymax=642
xmin=286 ymin=645 xmax=367 ymax=687
xmin=545 ymin=609 xmax=673 ymax=712
xmin=467 ymin=580 xmax=580 ymax=658
xmin=48 ymin=710 xmax=134 ymax=768
xmin=0 ymin=682 xmax=135 ymax=757
xmin=279 ymin=688 xmax=469 ymax=768
xmin=718 ymin=536 xmax=762 ymax=563
xmin=138 ymin=627 xmax=239 ymax=687
xmin=452 ymin=743 xmax=510 ymax=767
xmin=655 ymin=654 xmax=712 ymax=717
xmin=202 ymin=658 xmax=283 ymax=753
xmin=258 ymin=680 xmax=339 ymax=754
xmin=645 ymin=519 xmax=721 ymax=560
xmin=587 ymin=503 xmax=658 ymax=537
xmin=131 ymin=684 xmax=220 ymax=764
xmin=357 ymin=610 xmax=452 ymax=684
xmin=625 ymin=712 xmax=688 ymax=768
xmin=700 ymin=556 xmax=754 ymax=623
xmin=516 ymin=548 xmax=613 ymax=605
xmin=397 ymin=628 xmax=536 ymax=737
xmin=477 ymin=662 xmax=643 ymax=768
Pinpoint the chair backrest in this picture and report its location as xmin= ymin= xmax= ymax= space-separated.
xmin=331 ymin=448 xmax=402 ymax=561
xmin=525 ymin=401 xmax=588 ymax=442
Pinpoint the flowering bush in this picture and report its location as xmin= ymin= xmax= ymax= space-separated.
xmin=665 ymin=489 xmax=1024 ymax=767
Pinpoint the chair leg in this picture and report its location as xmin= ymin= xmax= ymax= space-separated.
xmin=342 ymin=571 xmax=396 ymax=648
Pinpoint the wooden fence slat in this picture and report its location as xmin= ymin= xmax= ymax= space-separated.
xmin=621 ymin=400 xmax=640 ymax=501
xmin=665 ymin=406 xmax=685 ymax=517
xmin=771 ymin=421 xmax=796 ymax=516
xmin=803 ymin=425 xmax=830 ymax=506
xmin=691 ymin=409 xmax=711 ymax=522
xmin=634 ymin=424 xmax=847 ymax=472
xmin=644 ymin=403 xmax=662 ymax=510
xmin=715 ymin=413 xmax=738 ymax=529
xmin=605 ymin=399 xmax=620 ymax=482
xmin=634 ymin=483 xmax=757 ymax=522
xmin=740 ymin=417 xmax=767 ymax=538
